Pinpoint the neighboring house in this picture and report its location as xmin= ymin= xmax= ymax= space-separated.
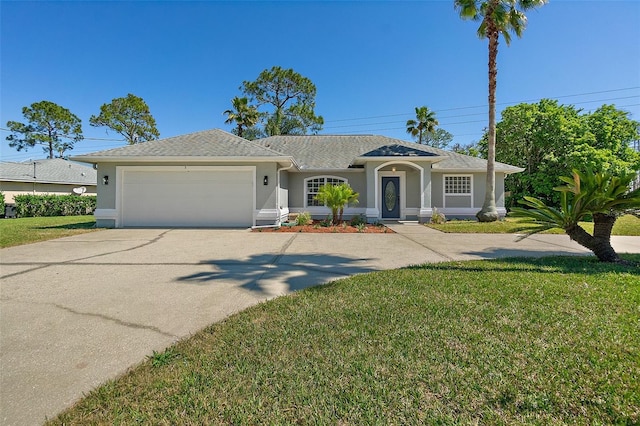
xmin=71 ymin=129 xmax=523 ymax=228
xmin=0 ymin=159 xmax=97 ymax=204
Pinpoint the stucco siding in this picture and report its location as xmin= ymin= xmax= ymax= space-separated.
xmin=95 ymin=161 xmax=279 ymax=212
xmin=287 ymin=171 xmax=366 ymax=209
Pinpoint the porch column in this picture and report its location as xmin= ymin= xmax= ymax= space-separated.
xmin=418 ymin=164 xmax=433 ymax=223
xmin=365 ymin=163 xmax=379 ymax=222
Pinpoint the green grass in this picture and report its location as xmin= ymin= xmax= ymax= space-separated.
xmin=50 ymin=256 xmax=640 ymax=425
xmin=428 ymin=214 xmax=640 ymax=236
xmin=0 ymin=215 xmax=98 ymax=248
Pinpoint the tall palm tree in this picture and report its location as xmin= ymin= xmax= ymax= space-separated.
xmin=455 ymin=0 xmax=547 ymax=222
xmin=406 ymin=106 xmax=439 ymax=144
xmin=223 ymin=97 xmax=259 ymax=138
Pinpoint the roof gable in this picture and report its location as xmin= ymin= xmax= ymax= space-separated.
xmin=360 ymin=144 xmax=440 ymax=158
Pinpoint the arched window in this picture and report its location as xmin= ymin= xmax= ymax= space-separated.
xmin=304 ymin=176 xmax=347 ymax=207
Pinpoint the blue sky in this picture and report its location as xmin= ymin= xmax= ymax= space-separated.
xmin=1 ymin=1 xmax=639 ymax=162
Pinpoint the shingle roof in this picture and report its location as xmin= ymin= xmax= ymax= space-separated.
xmin=71 ymin=129 xmax=522 ymax=174
xmin=72 ymin=129 xmax=288 ymax=160
xmin=0 ymin=159 xmax=97 ymax=185
xmin=257 ymin=135 xmax=523 ymax=173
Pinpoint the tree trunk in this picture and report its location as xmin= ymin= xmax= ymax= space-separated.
xmin=477 ymin=13 xmax=499 ymax=223
xmin=565 ymin=221 xmax=621 ymax=263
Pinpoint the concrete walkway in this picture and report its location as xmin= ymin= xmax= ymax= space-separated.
xmin=1 ymin=225 xmax=638 ymax=425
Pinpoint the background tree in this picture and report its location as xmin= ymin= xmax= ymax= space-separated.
xmin=6 ymin=100 xmax=83 ymax=159
xmin=451 ymin=141 xmax=482 ymax=157
xmin=241 ymin=66 xmax=324 ymax=136
xmin=423 ymin=128 xmax=454 ymax=149
xmin=483 ymin=100 xmax=640 ymax=208
xmin=223 ymin=97 xmax=260 ymax=138
xmin=511 ymin=170 xmax=640 ymax=263
xmin=455 ymin=0 xmax=547 ymax=222
xmin=89 ymin=93 xmax=159 ymax=145
xmin=406 ymin=106 xmax=439 ymax=144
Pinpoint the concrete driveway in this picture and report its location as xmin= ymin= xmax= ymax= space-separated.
xmin=1 ymin=224 xmax=638 ymax=425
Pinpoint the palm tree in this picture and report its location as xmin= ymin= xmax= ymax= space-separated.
xmin=314 ymin=183 xmax=360 ymax=225
xmin=406 ymin=106 xmax=439 ymax=144
xmin=511 ymin=170 xmax=640 ymax=263
xmin=455 ymin=0 xmax=547 ymax=222
xmin=223 ymin=97 xmax=259 ymax=138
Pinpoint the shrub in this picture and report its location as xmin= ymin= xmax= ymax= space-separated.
xmin=319 ymin=217 xmax=333 ymax=227
xmin=295 ymin=212 xmax=312 ymax=226
xmin=430 ymin=208 xmax=447 ymax=224
xmin=0 ymin=192 xmax=4 ymax=218
xmin=349 ymin=214 xmax=367 ymax=226
xmin=13 ymin=194 xmax=96 ymax=218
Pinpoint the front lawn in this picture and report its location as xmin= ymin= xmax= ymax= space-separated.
xmin=428 ymin=214 xmax=640 ymax=236
xmin=0 ymin=215 xmax=98 ymax=248
xmin=51 ymin=256 xmax=639 ymax=425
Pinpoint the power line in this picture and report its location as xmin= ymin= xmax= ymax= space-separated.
xmin=323 ymin=95 xmax=640 ymax=131
xmin=324 ymin=86 xmax=640 ymax=124
xmin=0 ymin=127 xmax=124 ymax=142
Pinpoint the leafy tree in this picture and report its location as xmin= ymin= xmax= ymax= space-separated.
xmin=223 ymin=96 xmax=260 ymax=138
xmin=406 ymin=106 xmax=439 ymax=144
xmin=89 ymin=93 xmax=159 ymax=144
xmin=451 ymin=141 xmax=482 ymax=157
xmin=6 ymin=100 xmax=83 ymax=159
xmin=511 ymin=170 xmax=640 ymax=263
xmin=424 ymin=128 xmax=454 ymax=149
xmin=314 ymin=183 xmax=359 ymax=225
xmin=241 ymin=66 xmax=324 ymax=136
xmin=455 ymin=0 xmax=547 ymax=222
xmin=485 ymin=100 xmax=640 ymax=209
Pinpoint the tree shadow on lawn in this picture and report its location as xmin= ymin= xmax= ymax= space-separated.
xmin=177 ymin=253 xmax=378 ymax=296
xmin=407 ymin=253 xmax=640 ymax=275
xmin=37 ymin=221 xmax=96 ymax=230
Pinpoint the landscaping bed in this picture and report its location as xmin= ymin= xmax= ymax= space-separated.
xmin=254 ymin=222 xmax=392 ymax=233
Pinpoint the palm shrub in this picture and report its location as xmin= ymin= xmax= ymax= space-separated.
xmin=511 ymin=170 xmax=640 ymax=263
xmin=314 ymin=183 xmax=359 ymax=225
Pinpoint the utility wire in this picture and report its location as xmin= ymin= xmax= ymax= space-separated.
xmin=324 ymin=86 xmax=640 ymax=124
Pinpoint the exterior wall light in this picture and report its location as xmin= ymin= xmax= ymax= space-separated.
xmin=103 ymin=175 xmax=109 ymax=185
xmin=263 ymin=175 xmax=268 ymax=185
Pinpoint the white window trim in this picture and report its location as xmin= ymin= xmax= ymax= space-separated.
xmin=443 ymin=174 xmax=473 ymax=208
xmin=303 ymin=175 xmax=348 ymax=208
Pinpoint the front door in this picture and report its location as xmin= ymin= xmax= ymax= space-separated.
xmin=381 ymin=176 xmax=400 ymax=218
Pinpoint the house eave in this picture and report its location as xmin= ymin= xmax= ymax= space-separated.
xmin=0 ymin=178 xmax=97 ymax=186
xmin=432 ymin=167 xmax=524 ymax=175
xmin=295 ymin=167 xmax=365 ymax=173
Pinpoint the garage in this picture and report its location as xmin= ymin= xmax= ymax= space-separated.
xmin=119 ymin=166 xmax=255 ymax=227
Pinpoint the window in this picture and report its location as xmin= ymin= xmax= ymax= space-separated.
xmin=445 ymin=175 xmax=472 ymax=195
xmin=305 ymin=176 xmax=346 ymax=207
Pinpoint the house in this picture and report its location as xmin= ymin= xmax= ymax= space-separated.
xmin=0 ymin=158 xmax=97 ymax=204
xmin=71 ymin=129 xmax=523 ymax=228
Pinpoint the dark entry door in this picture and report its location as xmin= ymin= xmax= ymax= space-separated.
xmin=381 ymin=176 xmax=400 ymax=218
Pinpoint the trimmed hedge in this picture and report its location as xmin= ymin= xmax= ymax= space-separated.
xmin=13 ymin=194 xmax=96 ymax=217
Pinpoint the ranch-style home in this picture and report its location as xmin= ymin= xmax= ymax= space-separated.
xmin=0 ymin=158 xmax=97 ymax=204
xmin=71 ymin=129 xmax=523 ymax=228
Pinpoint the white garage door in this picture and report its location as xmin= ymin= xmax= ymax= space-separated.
xmin=120 ymin=168 xmax=254 ymax=227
